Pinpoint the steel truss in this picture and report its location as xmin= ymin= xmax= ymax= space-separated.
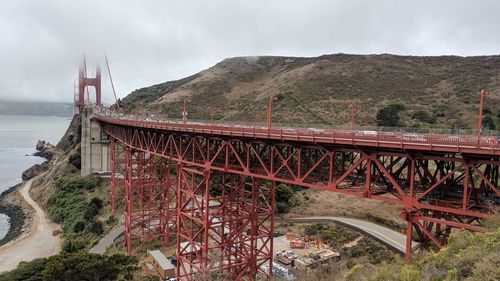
xmin=123 ymin=147 xmax=177 ymax=254
xmin=105 ymin=124 xmax=499 ymax=262
xmin=176 ymin=166 xmax=274 ymax=280
xmin=111 ymin=138 xmax=126 ymax=213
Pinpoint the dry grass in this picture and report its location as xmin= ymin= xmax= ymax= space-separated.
xmin=285 ymin=189 xmax=405 ymax=230
xmin=122 ymin=54 xmax=500 ymax=129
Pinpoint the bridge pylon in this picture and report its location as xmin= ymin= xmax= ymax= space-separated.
xmin=176 ymin=167 xmax=275 ymax=280
xmin=123 ymin=148 xmax=177 ymax=254
xmin=75 ymin=60 xmax=101 ymax=114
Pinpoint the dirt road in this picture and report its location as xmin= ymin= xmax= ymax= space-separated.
xmin=0 ymin=179 xmax=61 ymax=272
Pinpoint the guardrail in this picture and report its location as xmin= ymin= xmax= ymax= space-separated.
xmin=91 ymin=105 xmax=500 ymax=154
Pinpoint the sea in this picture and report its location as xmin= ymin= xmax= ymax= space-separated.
xmin=0 ymin=115 xmax=70 ymax=241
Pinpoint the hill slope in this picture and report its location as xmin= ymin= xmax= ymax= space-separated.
xmin=121 ymin=54 xmax=500 ymax=128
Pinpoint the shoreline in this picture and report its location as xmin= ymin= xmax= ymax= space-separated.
xmin=0 ymin=141 xmax=54 ymax=246
xmin=0 ymin=184 xmax=28 ymax=247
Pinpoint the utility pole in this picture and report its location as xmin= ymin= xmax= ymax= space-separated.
xmin=267 ymin=96 xmax=278 ymax=130
xmin=477 ymin=90 xmax=488 ymax=139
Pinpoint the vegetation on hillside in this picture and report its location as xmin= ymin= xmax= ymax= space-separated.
xmin=293 ymin=220 xmax=500 ymax=281
xmin=0 ymin=253 xmax=137 ymax=281
xmin=120 ymin=54 xmax=500 ymax=130
xmin=46 ymin=176 xmax=115 ymax=253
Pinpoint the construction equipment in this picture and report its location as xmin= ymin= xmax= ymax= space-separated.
xmin=290 ymin=239 xmax=306 ymax=249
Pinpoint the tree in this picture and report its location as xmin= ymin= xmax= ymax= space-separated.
xmin=275 ymin=184 xmax=297 ymax=213
xmin=376 ymin=103 xmax=406 ymax=127
xmin=482 ymin=114 xmax=496 ymax=130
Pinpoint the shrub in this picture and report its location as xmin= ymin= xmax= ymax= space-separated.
xmin=412 ymin=110 xmax=436 ymax=124
xmin=47 ymin=176 xmax=105 ymax=253
xmin=39 ymin=253 xmax=136 ymax=281
xmin=432 ymin=104 xmax=449 ymax=117
xmin=68 ymin=151 xmax=81 ymax=170
xmin=482 ymin=114 xmax=496 ymax=130
xmin=376 ymin=102 xmax=406 ymax=127
xmin=304 ymin=223 xmax=325 ymax=236
xmin=400 ymin=265 xmax=421 ymax=281
xmin=275 ymin=184 xmax=298 ymax=213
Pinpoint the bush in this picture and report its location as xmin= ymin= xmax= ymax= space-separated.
xmin=412 ymin=110 xmax=436 ymax=124
xmin=68 ymin=151 xmax=81 ymax=170
xmin=46 ymin=176 xmax=105 ymax=253
xmin=400 ymin=265 xmax=421 ymax=281
xmin=0 ymin=253 xmax=137 ymax=281
xmin=482 ymin=114 xmax=496 ymax=130
xmin=417 ymin=222 xmax=500 ymax=280
xmin=87 ymin=221 xmax=104 ymax=235
xmin=304 ymin=223 xmax=325 ymax=236
xmin=275 ymin=184 xmax=298 ymax=213
xmin=376 ymin=102 xmax=406 ymax=127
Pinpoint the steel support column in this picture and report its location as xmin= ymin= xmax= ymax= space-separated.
xmin=111 ymin=138 xmax=126 ymax=213
xmin=176 ymin=167 xmax=274 ymax=281
xmin=124 ymin=148 xmax=176 ymax=254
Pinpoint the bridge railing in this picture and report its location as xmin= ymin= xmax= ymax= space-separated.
xmin=90 ymin=104 xmax=500 ymax=150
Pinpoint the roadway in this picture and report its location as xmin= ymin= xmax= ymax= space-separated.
xmin=283 ymin=216 xmax=419 ymax=253
xmin=89 ymin=225 xmax=124 ymax=254
xmin=90 ymin=216 xmax=417 ymax=255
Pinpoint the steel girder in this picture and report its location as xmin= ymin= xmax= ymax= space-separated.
xmin=176 ymin=167 xmax=274 ymax=280
xmin=105 ymin=124 xmax=498 ymax=261
xmin=111 ymin=138 xmax=126 ymax=213
xmin=123 ymin=148 xmax=176 ymax=254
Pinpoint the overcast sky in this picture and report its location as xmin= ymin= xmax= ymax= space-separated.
xmin=1 ymin=0 xmax=499 ymax=103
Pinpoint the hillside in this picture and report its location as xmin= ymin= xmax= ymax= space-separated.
xmin=122 ymin=54 xmax=500 ymax=129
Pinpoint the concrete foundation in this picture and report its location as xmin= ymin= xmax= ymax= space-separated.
xmin=81 ymin=108 xmax=111 ymax=176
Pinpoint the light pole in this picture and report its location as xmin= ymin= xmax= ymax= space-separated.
xmin=477 ymin=90 xmax=488 ymax=139
xmin=135 ymin=101 xmax=142 ymax=120
xmin=267 ymin=96 xmax=278 ymax=130
xmin=349 ymin=102 xmax=356 ymax=130
xmin=182 ymin=98 xmax=192 ymax=123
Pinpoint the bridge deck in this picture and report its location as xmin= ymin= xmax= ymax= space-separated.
xmin=94 ymin=114 xmax=500 ymax=156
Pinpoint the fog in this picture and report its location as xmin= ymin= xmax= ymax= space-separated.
xmin=1 ymin=0 xmax=499 ymax=103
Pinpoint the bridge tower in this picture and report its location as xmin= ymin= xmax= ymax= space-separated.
xmin=75 ymin=60 xmax=102 ymax=114
xmin=78 ymin=60 xmax=110 ymax=176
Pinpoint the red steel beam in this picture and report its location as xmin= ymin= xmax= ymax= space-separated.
xmin=101 ymin=113 xmax=498 ymax=275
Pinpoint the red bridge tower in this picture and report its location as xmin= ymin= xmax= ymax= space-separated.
xmin=75 ymin=60 xmax=101 ymax=113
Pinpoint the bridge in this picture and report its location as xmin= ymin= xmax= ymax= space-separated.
xmin=76 ymin=62 xmax=499 ymax=280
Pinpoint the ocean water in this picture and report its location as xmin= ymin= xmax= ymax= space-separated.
xmin=0 ymin=114 xmax=70 ymax=241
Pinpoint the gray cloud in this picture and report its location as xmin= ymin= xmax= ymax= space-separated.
xmin=1 ymin=0 xmax=499 ymax=103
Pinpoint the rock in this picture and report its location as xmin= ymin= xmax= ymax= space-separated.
xmin=21 ymin=162 xmax=48 ymax=181
xmin=35 ymin=140 xmax=47 ymax=151
xmin=34 ymin=140 xmax=55 ymax=160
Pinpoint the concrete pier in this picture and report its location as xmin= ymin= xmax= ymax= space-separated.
xmin=81 ymin=107 xmax=111 ymax=176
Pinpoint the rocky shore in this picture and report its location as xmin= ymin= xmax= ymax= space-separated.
xmin=0 ymin=140 xmax=54 ymax=246
xmin=0 ymin=184 xmax=27 ymax=246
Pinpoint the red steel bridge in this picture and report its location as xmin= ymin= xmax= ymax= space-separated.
xmin=77 ymin=63 xmax=499 ymax=281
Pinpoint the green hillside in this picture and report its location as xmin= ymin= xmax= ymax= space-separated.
xmin=121 ymin=54 xmax=500 ymax=129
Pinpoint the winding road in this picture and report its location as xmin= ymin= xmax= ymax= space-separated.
xmin=283 ymin=216 xmax=419 ymax=253
xmin=89 ymin=216 xmax=418 ymax=255
xmin=0 ymin=179 xmax=61 ymax=272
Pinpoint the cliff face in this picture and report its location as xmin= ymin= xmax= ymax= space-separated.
xmin=121 ymin=54 xmax=500 ymax=128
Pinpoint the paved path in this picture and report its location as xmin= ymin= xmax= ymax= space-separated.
xmin=91 ymin=216 xmax=418 ymax=255
xmin=0 ymin=179 xmax=61 ymax=272
xmin=283 ymin=216 xmax=419 ymax=253
xmin=89 ymin=225 xmax=124 ymax=254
